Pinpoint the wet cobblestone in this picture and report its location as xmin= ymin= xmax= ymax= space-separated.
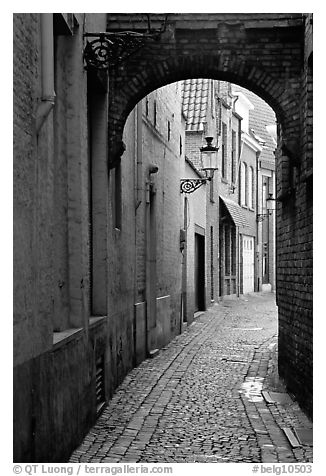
xmin=69 ymin=293 xmax=313 ymax=463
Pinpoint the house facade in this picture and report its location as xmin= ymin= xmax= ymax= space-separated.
xmin=182 ymin=79 xmax=276 ymax=304
xmin=233 ymin=85 xmax=277 ymax=292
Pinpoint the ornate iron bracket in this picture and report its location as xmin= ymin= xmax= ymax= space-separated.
xmin=84 ymin=32 xmax=152 ymax=69
xmin=256 ymin=213 xmax=270 ymax=222
xmin=180 ymin=178 xmax=211 ymax=194
xmin=83 ymin=15 xmax=169 ymax=69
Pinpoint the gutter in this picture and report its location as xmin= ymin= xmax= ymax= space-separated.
xmin=135 ymin=102 xmax=143 ymax=209
xmin=36 ymin=13 xmax=56 ymax=134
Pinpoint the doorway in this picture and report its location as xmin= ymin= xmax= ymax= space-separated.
xmin=242 ymin=235 xmax=255 ymax=294
xmin=194 ymin=232 xmax=205 ymax=312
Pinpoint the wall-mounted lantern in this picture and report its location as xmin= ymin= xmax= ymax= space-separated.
xmin=180 ymin=137 xmax=219 ymax=194
xmin=266 ymin=193 xmax=276 ymax=211
xmin=256 ymin=194 xmax=276 ymax=221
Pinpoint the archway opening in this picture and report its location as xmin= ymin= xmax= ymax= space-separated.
xmin=108 ymin=77 xmax=278 ymax=357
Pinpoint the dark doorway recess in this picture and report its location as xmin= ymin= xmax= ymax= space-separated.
xmin=195 ymin=232 xmax=205 ymax=312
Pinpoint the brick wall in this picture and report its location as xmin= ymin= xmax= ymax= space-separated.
xmin=115 ymin=81 xmax=185 ymax=369
xmin=13 ymin=13 xmax=112 ymax=461
xmin=141 ymin=83 xmax=185 ymax=338
xmin=277 ymin=14 xmax=313 ymax=418
xmin=13 ymin=13 xmax=54 ymax=364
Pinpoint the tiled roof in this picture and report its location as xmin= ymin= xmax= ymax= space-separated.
xmin=182 ymin=79 xmax=276 ymax=166
xmin=182 ymin=79 xmax=210 ymax=132
xmin=232 ymin=84 xmax=276 ymax=164
xmin=219 ymin=195 xmax=249 ymax=229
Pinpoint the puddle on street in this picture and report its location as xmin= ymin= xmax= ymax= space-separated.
xmin=240 ymin=377 xmax=264 ymax=402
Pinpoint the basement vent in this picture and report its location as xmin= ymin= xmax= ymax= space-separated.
xmin=96 ymin=355 xmax=106 ymax=414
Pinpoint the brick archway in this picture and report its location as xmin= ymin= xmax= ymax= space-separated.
xmin=108 ymin=54 xmax=300 ymax=167
xmin=102 ymin=13 xmax=304 ymax=168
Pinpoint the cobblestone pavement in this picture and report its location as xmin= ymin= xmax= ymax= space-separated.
xmin=69 ymin=293 xmax=313 ymax=464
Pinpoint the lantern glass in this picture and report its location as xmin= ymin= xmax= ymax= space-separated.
xmin=266 ymin=194 xmax=276 ymax=211
xmin=201 ymin=150 xmax=219 ymax=171
xmin=200 ymin=137 xmax=219 ymax=171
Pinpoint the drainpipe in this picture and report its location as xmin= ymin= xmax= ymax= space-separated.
xmin=145 ymin=165 xmax=158 ymax=354
xmin=135 ymin=102 xmax=143 ymax=209
xmin=133 ymin=103 xmax=143 ymax=364
xmin=256 ymin=150 xmax=261 ymax=291
xmin=36 ymin=13 xmax=56 ymax=134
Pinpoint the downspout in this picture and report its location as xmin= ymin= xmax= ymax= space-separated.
xmin=256 ymin=150 xmax=261 ymax=291
xmin=135 ymin=102 xmax=143 ymax=209
xmin=232 ymin=94 xmax=242 ymax=197
xmin=133 ymin=103 xmax=143 ymax=364
xmin=145 ymin=165 xmax=159 ymax=354
xmin=36 ymin=13 xmax=56 ymax=134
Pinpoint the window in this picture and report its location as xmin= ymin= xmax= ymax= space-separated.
xmin=153 ymin=100 xmax=157 ymax=127
xmin=167 ymin=120 xmax=171 ymax=141
xmin=251 ymin=167 xmax=256 ymax=208
xmin=231 ymin=130 xmax=237 ymax=184
xmin=251 ymin=166 xmax=255 ymax=209
xmin=179 ymin=135 xmax=183 ymax=156
xmin=248 ymin=166 xmax=253 ymax=209
xmin=262 ymin=176 xmax=268 ymax=211
xmin=145 ymin=96 xmax=149 ymax=117
xmin=241 ymin=162 xmax=247 ymax=206
xmin=221 ymin=122 xmax=227 ymax=179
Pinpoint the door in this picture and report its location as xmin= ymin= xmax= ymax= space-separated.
xmin=242 ymin=235 xmax=255 ymax=294
xmin=194 ymin=232 xmax=205 ymax=311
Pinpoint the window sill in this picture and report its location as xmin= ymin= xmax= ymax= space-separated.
xmin=53 ymin=327 xmax=83 ymax=349
xmin=89 ymin=316 xmax=107 ymax=328
xmin=52 ymin=317 xmax=107 ymax=349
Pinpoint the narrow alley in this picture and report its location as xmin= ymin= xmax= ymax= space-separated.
xmin=69 ymin=293 xmax=312 ymax=464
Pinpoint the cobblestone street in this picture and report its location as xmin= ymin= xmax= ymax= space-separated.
xmin=69 ymin=293 xmax=312 ymax=464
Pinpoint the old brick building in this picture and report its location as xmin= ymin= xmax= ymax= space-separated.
xmin=182 ymin=78 xmax=276 ymax=301
xmin=13 ymin=13 xmax=313 ymax=462
xmin=233 ymin=85 xmax=277 ymax=293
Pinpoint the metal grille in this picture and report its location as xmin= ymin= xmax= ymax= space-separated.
xmin=96 ymin=355 xmax=105 ymax=413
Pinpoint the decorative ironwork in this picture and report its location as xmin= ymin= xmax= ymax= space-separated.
xmin=256 ymin=212 xmax=271 ymax=222
xmin=83 ymin=14 xmax=169 ymax=69
xmin=180 ymin=178 xmax=211 ymax=194
xmin=84 ymin=32 xmax=150 ymax=69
